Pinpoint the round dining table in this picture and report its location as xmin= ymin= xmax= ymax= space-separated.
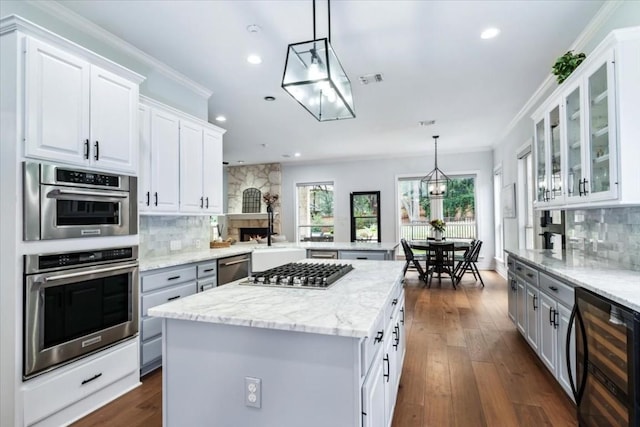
xmin=409 ymin=239 xmax=472 ymax=286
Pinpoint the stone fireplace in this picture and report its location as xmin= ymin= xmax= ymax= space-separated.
xmin=226 ymin=163 xmax=282 ymax=242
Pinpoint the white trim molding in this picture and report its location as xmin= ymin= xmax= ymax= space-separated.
xmin=25 ymin=0 xmax=213 ymax=99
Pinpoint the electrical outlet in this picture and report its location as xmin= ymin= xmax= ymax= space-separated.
xmin=245 ymin=377 xmax=261 ymax=408
xmin=194 ymin=239 xmax=201 ymax=249
xmin=170 ymin=240 xmax=181 ymax=251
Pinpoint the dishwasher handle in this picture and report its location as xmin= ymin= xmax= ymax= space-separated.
xmin=220 ymin=258 xmax=249 ymax=267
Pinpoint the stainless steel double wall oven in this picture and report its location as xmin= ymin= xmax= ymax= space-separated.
xmin=22 ymin=162 xmax=140 ymax=379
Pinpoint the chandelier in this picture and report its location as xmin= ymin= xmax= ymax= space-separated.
xmin=281 ymin=0 xmax=355 ymax=121
xmin=421 ymin=135 xmax=451 ymax=199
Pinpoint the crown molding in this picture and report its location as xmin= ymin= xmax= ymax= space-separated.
xmin=494 ymin=0 xmax=623 ymax=147
xmin=25 ymin=0 xmax=213 ymax=99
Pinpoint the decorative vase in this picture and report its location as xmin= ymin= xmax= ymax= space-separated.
xmin=434 ymin=230 xmax=443 ymax=241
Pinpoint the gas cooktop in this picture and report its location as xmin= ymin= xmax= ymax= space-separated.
xmin=240 ymin=262 xmax=354 ymax=289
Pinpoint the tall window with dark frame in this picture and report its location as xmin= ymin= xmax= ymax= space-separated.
xmin=350 ymin=191 xmax=381 ymax=242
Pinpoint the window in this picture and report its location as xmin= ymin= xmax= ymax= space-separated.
xmin=296 ymin=182 xmax=334 ymax=242
xmin=242 ymin=188 xmax=261 ymax=213
xmin=493 ymin=167 xmax=504 ymax=262
xmin=518 ymin=144 xmax=535 ymax=250
xmin=398 ymin=175 xmax=476 ymax=240
xmin=350 ymin=191 xmax=381 ymax=242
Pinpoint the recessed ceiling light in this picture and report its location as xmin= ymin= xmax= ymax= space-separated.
xmin=246 ymin=24 xmax=261 ymax=34
xmin=294 ymin=152 xmax=301 ymax=157
xmin=247 ymin=54 xmax=262 ymax=65
xmin=480 ymin=27 xmax=500 ymax=39
xmin=419 ymin=120 xmax=436 ymax=126
xmin=264 ymin=96 xmax=276 ymax=101
xmin=215 ymin=115 xmax=227 ymax=122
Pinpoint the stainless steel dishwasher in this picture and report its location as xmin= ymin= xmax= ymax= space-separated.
xmin=308 ymin=250 xmax=339 ymax=259
xmin=217 ymin=253 xmax=251 ymax=285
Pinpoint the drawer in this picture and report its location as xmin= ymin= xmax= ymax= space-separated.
xmin=198 ymin=278 xmax=216 ymax=293
xmin=141 ymin=335 xmax=162 ymax=366
xmin=385 ymin=283 xmax=403 ymax=321
xmin=23 ymin=339 xmax=137 ymax=427
xmin=539 ymin=272 xmax=574 ymax=307
xmin=141 ymin=316 xmax=162 ymax=341
xmin=142 ymin=265 xmax=196 ymax=293
xmin=361 ymin=313 xmax=385 ymax=377
xmin=197 ymin=262 xmax=217 ymax=278
xmin=340 ymin=250 xmax=386 ymax=260
xmin=515 ymin=260 xmax=538 ymax=286
xmin=141 ymin=282 xmax=197 ymax=316
xmin=507 ymin=255 xmax=516 ymax=272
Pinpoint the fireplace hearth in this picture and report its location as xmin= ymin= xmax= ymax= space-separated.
xmin=239 ymin=227 xmax=270 ymax=242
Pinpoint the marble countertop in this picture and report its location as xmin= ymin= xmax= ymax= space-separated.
xmin=506 ymin=249 xmax=640 ymax=312
xmin=148 ymin=259 xmax=405 ymax=338
xmin=140 ymin=241 xmax=399 ymax=271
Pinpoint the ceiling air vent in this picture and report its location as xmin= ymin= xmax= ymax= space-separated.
xmin=359 ymin=73 xmax=384 ymax=85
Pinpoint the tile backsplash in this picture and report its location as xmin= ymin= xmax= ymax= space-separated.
xmin=566 ymin=207 xmax=640 ymax=269
xmin=140 ymin=215 xmax=210 ymax=258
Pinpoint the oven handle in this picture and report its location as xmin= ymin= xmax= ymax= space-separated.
xmin=47 ymin=189 xmax=129 ymax=200
xmin=34 ymin=262 xmax=139 ymax=284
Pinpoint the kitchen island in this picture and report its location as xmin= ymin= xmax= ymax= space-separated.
xmin=149 ymin=259 xmax=406 ymax=427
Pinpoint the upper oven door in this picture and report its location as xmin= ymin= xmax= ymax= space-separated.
xmin=39 ymin=184 xmax=132 ymax=239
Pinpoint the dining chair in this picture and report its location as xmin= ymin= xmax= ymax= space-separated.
xmin=400 ymin=239 xmax=427 ymax=283
xmin=427 ymin=242 xmax=456 ymax=289
xmin=454 ymin=240 xmax=484 ymax=287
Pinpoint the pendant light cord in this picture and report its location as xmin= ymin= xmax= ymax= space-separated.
xmin=433 ymin=135 xmax=439 ymax=169
xmin=312 ymin=0 xmax=316 ymax=39
xmin=328 ymin=0 xmax=331 ymax=43
xmin=312 ymin=0 xmax=331 ymax=42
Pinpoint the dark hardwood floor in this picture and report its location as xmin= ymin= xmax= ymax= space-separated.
xmin=73 ymin=270 xmax=576 ymax=427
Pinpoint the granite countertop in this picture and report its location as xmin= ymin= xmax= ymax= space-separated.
xmin=506 ymin=249 xmax=640 ymax=312
xmin=140 ymin=241 xmax=399 ymax=271
xmin=148 ymin=259 xmax=405 ymax=338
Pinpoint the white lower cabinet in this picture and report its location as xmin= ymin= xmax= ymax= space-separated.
xmin=507 ymin=273 xmax=517 ymax=323
xmin=361 ymin=348 xmax=385 ymax=427
xmin=22 ymin=339 xmax=138 ymax=427
xmin=507 ymin=254 xmax=576 ymax=401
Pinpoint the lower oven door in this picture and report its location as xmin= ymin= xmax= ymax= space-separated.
xmin=24 ymin=261 xmax=139 ymax=379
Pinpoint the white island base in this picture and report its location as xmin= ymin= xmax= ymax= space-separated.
xmin=163 ymin=320 xmax=363 ymax=426
xmin=152 ymin=260 xmax=407 ymax=427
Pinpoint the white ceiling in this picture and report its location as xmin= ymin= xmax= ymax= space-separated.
xmin=56 ymin=0 xmax=605 ymax=165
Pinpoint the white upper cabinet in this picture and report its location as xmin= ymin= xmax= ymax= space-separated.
xmin=179 ymin=121 xmax=225 ymax=215
xmin=24 ymin=37 xmax=140 ymax=174
xmin=532 ymin=28 xmax=640 ymax=209
xmin=139 ymin=104 xmax=180 ymax=213
xmin=140 ymin=97 xmax=225 ymax=215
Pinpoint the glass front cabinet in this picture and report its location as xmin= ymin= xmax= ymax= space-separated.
xmin=532 ymin=28 xmax=640 ymax=209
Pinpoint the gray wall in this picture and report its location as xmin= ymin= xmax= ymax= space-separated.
xmin=281 ymin=150 xmax=495 ymax=265
xmin=493 ymin=1 xmax=640 ymax=254
xmin=0 ymin=1 xmax=209 ymax=119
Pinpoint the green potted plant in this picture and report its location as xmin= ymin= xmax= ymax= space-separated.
xmin=552 ymin=50 xmax=586 ymax=84
xmin=429 ymin=219 xmax=446 ymax=241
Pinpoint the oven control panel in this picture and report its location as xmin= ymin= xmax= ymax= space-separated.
xmin=56 ymin=168 xmax=120 ymax=187
xmin=29 ymin=247 xmax=136 ymax=272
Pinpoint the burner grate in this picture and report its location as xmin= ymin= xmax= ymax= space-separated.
xmin=240 ymin=262 xmax=353 ymax=289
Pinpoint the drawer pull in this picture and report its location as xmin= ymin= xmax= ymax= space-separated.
xmin=167 ymin=275 xmax=181 ymax=281
xmin=400 ymin=308 xmax=405 ymax=325
xmin=392 ymin=298 xmax=398 ymax=306
xmin=200 ymin=284 xmax=214 ymax=291
xmin=81 ymin=372 xmax=102 ymax=385
xmin=526 ymin=273 xmax=534 ymax=278
xmin=167 ymin=295 xmax=180 ymax=301
xmin=549 ymin=286 xmax=559 ymax=292
xmin=357 ymin=257 xmax=367 ymax=260
xmin=516 ymin=267 xmax=523 ymax=271
xmin=203 ymin=268 xmax=214 ymax=273
xmin=374 ymin=330 xmax=384 ymax=344
xmin=383 ymin=355 xmax=390 ymax=382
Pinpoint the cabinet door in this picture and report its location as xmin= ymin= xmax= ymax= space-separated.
xmin=25 ymin=37 xmax=90 ymax=165
xmin=538 ymin=292 xmax=557 ymax=375
xmin=202 ymin=130 xmax=223 ymax=214
xmin=564 ymin=85 xmax=585 ymax=201
xmin=383 ymin=330 xmax=397 ymax=426
xmin=556 ymin=303 xmax=576 ymax=400
xmin=138 ymin=105 xmax=152 ymax=211
xmin=548 ymin=104 xmax=564 ymax=204
xmin=150 ymin=109 xmax=180 ymax=212
xmin=534 ymin=118 xmax=548 ymax=203
xmin=179 ymin=120 xmax=205 ymax=213
xmin=516 ymin=280 xmax=526 ymax=335
xmin=525 ymin=284 xmax=539 ymax=352
xmin=507 ymin=274 xmax=517 ymax=323
xmin=89 ymin=66 xmax=139 ymax=173
xmin=361 ymin=350 xmax=385 ymax=427
xmin=584 ymin=52 xmax=618 ymax=202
